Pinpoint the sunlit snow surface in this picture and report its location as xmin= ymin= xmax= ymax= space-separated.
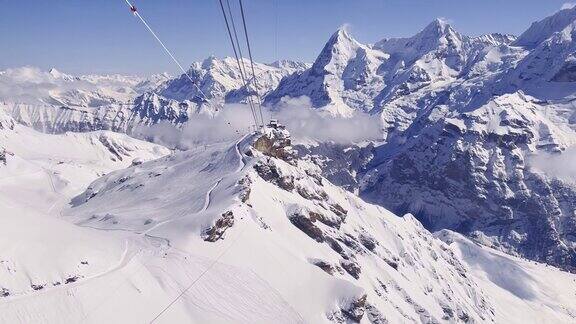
xmin=1 ymin=119 xmax=574 ymax=323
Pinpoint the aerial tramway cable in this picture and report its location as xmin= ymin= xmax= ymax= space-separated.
xmin=238 ymin=0 xmax=265 ymax=126
xmin=224 ymin=0 xmax=261 ymax=126
xmin=113 ymin=1 xmax=271 ymax=321
xmin=217 ymin=0 xmax=260 ymax=128
xmin=122 ymin=0 xmax=210 ymax=103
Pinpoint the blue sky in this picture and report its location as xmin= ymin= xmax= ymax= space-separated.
xmin=0 ymin=0 xmax=573 ymax=75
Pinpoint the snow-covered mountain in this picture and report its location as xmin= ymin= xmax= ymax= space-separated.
xmin=156 ymin=56 xmax=309 ymax=103
xmin=0 ymin=66 xmax=169 ymax=107
xmin=273 ymin=8 xmax=576 ymax=271
xmin=2 ymin=123 xmax=574 ymax=323
xmin=1 ymin=58 xmax=308 ymax=134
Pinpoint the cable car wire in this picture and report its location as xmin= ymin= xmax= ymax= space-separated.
xmin=238 ymin=0 xmax=265 ymax=126
xmin=217 ymin=0 xmax=259 ymax=127
xmin=122 ymin=0 xmax=210 ymax=103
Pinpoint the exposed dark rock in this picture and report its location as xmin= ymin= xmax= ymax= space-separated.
xmin=289 ymin=213 xmax=324 ymax=242
xmin=0 ymin=149 xmax=6 ymax=166
xmin=458 ymin=309 xmax=471 ymax=323
xmin=340 ymin=259 xmax=361 ymax=279
xmin=31 ymin=284 xmax=44 ymax=291
xmin=365 ymin=303 xmax=388 ymax=324
xmin=253 ymin=124 xmax=296 ymax=163
xmin=238 ymin=176 xmax=252 ymax=203
xmin=338 ymin=234 xmax=364 ymax=254
xmin=384 ymin=258 xmax=399 ymax=270
xmin=295 ymin=142 xmax=375 ymax=193
xmin=0 ymin=288 xmax=9 ymax=297
xmin=296 ymin=185 xmax=327 ymax=201
xmin=305 ymin=169 xmax=323 ymax=185
xmin=358 ymin=232 xmax=378 ymax=252
xmin=65 ymin=276 xmax=79 ymax=284
xmin=329 ymin=203 xmax=348 ymax=217
xmin=131 ymin=158 xmax=143 ymax=166
xmin=98 ymin=134 xmax=124 ymax=161
xmin=325 ymin=237 xmax=347 ymax=258
xmin=203 ymin=211 xmax=235 ymax=242
xmin=309 ymin=211 xmax=343 ymax=229
xmin=441 ymin=305 xmax=454 ymax=320
xmin=311 ymin=260 xmax=338 ymax=275
xmin=341 ymin=294 xmax=367 ymax=322
xmin=254 ymin=161 xmax=295 ymax=191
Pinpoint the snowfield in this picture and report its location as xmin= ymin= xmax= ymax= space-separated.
xmin=1 ymin=120 xmax=575 ymax=323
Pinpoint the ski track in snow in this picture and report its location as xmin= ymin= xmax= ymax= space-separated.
xmin=142 ymin=133 xmax=248 ymax=237
xmin=63 ymin=134 xmax=253 ymax=322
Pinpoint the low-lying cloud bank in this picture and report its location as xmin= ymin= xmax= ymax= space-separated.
xmin=134 ymin=96 xmax=383 ymax=149
xmin=529 ymin=147 xmax=576 ymax=183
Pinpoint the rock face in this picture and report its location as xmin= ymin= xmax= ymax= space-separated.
xmin=252 ymin=122 xmax=296 ymax=163
xmin=285 ymin=9 xmax=576 ymax=271
xmin=361 ymin=92 xmax=576 ymax=270
xmin=0 ymin=149 xmax=6 ymax=166
xmin=203 ymin=211 xmax=235 ymax=242
xmin=341 ymin=294 xmax=367 ymax=322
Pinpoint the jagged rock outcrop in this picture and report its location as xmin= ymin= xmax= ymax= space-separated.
xmin=253 ymin=122 xmax=297 ymax=163
xmin=203 ymin=211 xmax=235 ymax=242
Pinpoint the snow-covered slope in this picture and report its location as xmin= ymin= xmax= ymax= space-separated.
xmin=0 ymin=110 xmax=169 ymax=217
xmin=436 ymin=230 xmax=576 ymax=323
xmin=4 ymin=3 xmax=576 ymax=276
xmin=8 ymin=126 xmax=494 ymax=323
xmin=0 ymin=112 xmax=170 ymax=322
xmin=2 ymin=121 xmax=575 ymax=322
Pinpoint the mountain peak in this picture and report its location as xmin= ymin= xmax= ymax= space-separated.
xmin=201 ymin=55 xmax=220 ymax=69
xmin=327 ymin=26 xmax=358 ymax=47
xmin=428 ymin=18 xmax=451 ymax=30
xmin=375 ymin=18 xmax=463 ymax=56
xmin=419 ymin=18 xmax=459 ymax=41
xmin=335 ymin=25 xmax=352 ymax=38
xmin=48 ymin=67 xmax=74 ymax=81
xmin=311 ymin=27 xmax=362 ymax=73
xmin=48 ymin=68 xmax=63 ymax=78
xmin=514 ymin=6 xmax=576 ymax=48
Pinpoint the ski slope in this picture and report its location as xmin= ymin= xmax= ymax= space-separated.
xmin=1 ymin=117 xmax=575 ymax=323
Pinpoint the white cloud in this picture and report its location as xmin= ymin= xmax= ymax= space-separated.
xmin=561 ymin=2 xmax=576 ymax=10
xmin=340 ymin=23 xmax=353 ymax=34
xmin=272 ymin=96 xmax=382 ymax=144
xmin=437 ymin=17 xmax=455 ymax=25
xmin=134 ymin=96 xmax=383 ymax=149
xmin=528 ymin=147 xmax=576 ymax=183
